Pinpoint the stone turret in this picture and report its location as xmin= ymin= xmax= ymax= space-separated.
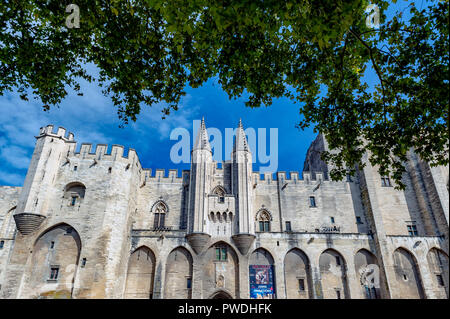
xmin=231 ymin=120 xmax=255 ymax=254
xmin=186 ymin=118 xmax=213 ymax=254
xmin=13 ymin=125 xmax=74 ymax=235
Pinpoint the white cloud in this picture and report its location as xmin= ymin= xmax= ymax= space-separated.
xmin=0 ymin=68 xmax=200 ymax=185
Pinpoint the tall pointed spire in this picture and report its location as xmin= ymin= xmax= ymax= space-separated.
xmin=233 ymin=118 xmax=250 ymax=152
xmin=193 ymin=117 xmax=211 ymax=152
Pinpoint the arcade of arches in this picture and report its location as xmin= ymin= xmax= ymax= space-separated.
xmin=16 ymin=223 xmax=449 ymax=299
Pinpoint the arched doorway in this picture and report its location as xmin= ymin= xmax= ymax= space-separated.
xmin=426 ymin=248 xmax=449 ymax=298
xmin=124 ymin=246 xmax=156 ymax=299
xmin=249 ymin=248 xmax=276 ymax=299
xmin=392 ymin=247 xmax=425 ymax=299
xmin=319 ymin=249 xmax=350 ymax=299
xmin=284 ymin=248 xmax=313 ymax=299
xmin=354 ymin=249 xmax=380 ymax=299
xmin=210 ymin=290 xmax=233 ymax=299
xmin=164 ymin=247 xmax=193 ymax=299
xmin=26 ymin=223 xmax=81 ymax=299
xmin=202 ymin=241 xmax=239 ymax=299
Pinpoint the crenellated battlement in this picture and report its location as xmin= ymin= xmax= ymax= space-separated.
xmin=251 ymin=170 xmax=348 ymax=186
xmin=38 ymin=125 xmax=349 ymax=188
xmin=38 ymin=124 xmax=74 ymax=141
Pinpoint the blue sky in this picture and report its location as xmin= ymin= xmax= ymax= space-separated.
xmin=0 ymin=1 xmax=421 ymax=186
xmin=0 ymin=71 xmax=317 ymax=186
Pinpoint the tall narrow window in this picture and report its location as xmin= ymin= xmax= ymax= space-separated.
xmin=71 ymin=196 xmax=77 ymax=206
xmin=336 ymin=290 xmax=341 ymax=299
xmin=81 ymin=258 xmax=87 ymax=268
xmin=0 ymin=240 xmax=4 ymax=249
xmin=336 ymin=256 xmax=341 ymax=266
xmin=215 ymin=247 xmax=227 ymax=261
xmin=330 ymin=217 xmax=335 ymax=224
xmin=285 ymin=221 xmax=292 ymax=232
xmin=309 ymin=196 xmax=316 ymax=207
xmin=49 ymin=267 xmax=59 ymax=280
xmin=153 ymin=202 xmax=167 ymax=229
xmin=50 ymin=241 xmax=55 ymax=249
xmin=298 ymin=279 xmax=305 ymax=291
xmin=356 ymin=216 xmax=362 ymax=224
xmin=436 ymin=274 xmax=444 ymax=287
xmin=73 ymin=166 xmax=78 ymax=171
xmin=187 ymin=277 xmax=192 ymax=289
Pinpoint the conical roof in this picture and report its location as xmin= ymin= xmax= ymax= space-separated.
xmin=233 ymin=119 xmax=250 ymax=152
xmin=193 ymin=117 xmax=211 ymax=152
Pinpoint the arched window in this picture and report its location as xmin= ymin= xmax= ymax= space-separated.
xmin=257 ymin=210 xmax=271 ymax=232
xmin=153 ymin=202 xmax=167 ymax=229
xmin=64 ymin=182 xmax=86 ymax=206
xmin=212 ymin=186 xmax=226 ymax=203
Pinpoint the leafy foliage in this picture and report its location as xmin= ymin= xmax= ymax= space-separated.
xmin=0 ymin=0 xmax=448 ymax=187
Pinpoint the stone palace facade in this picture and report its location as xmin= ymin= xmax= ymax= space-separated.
xmin=0 ymin=119 xmax=448 ymax=299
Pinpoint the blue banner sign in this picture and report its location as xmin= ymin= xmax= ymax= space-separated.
xmin=249 ymin=265 xmax=276 ymax=299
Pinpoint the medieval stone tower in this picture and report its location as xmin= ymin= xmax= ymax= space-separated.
xmin=0 ymin=120 xmax=448 ymax=299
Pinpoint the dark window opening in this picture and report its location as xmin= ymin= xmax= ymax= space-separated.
xmin=219 ymin=196 xmax=225 ymax=203
xmin=73 ymin=166 xmax=77 ymax=171
xmin=259 ymin=221 xmax=270 ymax=232
xmin=437 ymin=274 xmax=444 ymax=287
xmin=298 ymin=279 xmax=305 ymax=291
xmin=187 ymin=277 xmax=192 ymax=289
xmin=330 ymin=217 xmax=335 ymax=224
xmin=356 ymin=216 xmax=362 ymax=224
xmin=285 ymin=221 xmax=292 ymax=232
xmin=336 ymin=290 xmax=341 ymax=299
xmin=49 ymin=267 xmax=59 ymax=280
xmin=154 ymin=213 xmax=166 ymax=228
xmin=71 ymin=196 xmax=77 ymax=206
xmin=108 ymin=167 xmax=112 ymax=173
xmin=0 ymin=240 xmax=4 ymax=249
xmin=215 ymin=247 xmax=227 ymax=261
xmin=407 ymin=225 xmax=418 ymax=236
xmin=309 ymin=196 xmax=316 ymax=207
xmin=81 ymin=258 xmax=87 ymax=268
xmin=50 ymin=241 xmax=55 ymax=249
xmin=336 ymin=256 xmax=341 ymax=266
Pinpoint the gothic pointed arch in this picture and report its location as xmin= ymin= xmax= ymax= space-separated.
xmin=212 ymin=185 xmax=226 ymax=203
xmin=212 ymin=185 xmax=226 ymax=196
xmin=426 ymin=247 xmax=448 ymax=298
xmin=249 ymin=248 xmax=276 ymax=299
xmin=209 ymin=289 xmax=233 ymax=299
xmin=392 ymin=247 xmax=425 ymax=299
xmin=202 ymin=241 xmax=239 ymax=299
xmin=284 ymin=248 xmax=313 ymax=299
xmin=151 ymin=200 xmax=169 ymax=229
xmin=255 ymin=209 xmax=272 ymax=232
xmin=354 ymin=249 xmax=380 ymax=299
xmin=319 ymin=248 xmax=350 ymax=299
xmin=124 ymin=246 xmax=156 ymax=299
xmin=25 ymin=223 xmax=81 ymax=299
xmin=164 ymin=247 xmax=193 ymax=299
